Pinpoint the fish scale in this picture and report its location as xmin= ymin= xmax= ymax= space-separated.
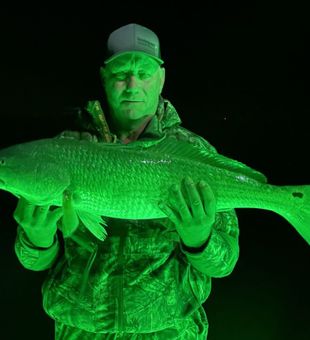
xmin=0 ymin=134 xmax=309 ymax=245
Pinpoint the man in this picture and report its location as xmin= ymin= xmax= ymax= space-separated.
xmin=14 ymin=23 xmax=239 ymax=339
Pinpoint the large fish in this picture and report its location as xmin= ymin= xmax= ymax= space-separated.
xmin=0 ymin=133 xmax=309 ymax=245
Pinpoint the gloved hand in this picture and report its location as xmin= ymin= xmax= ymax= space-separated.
xmin=158 ymin=176 xmax=216 ymax=248
xmin=57 ymin=130 xmax=98 ymax=142
xmin=13 ymin=197 xmax=63 ymax=248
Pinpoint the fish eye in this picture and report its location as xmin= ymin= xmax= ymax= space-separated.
xmin=0 ymin=159 xmax=5 ymax=165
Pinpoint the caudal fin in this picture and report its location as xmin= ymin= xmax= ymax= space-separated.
xmin=279 ymin=185 xmax=310 ymax=245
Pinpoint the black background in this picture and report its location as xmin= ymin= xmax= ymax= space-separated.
xmin=0 ymin=2 xmax=309 ymax=339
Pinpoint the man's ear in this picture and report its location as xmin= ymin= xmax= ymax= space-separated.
xmin=99 ymin=66 xmax=106 ymax=86
xmin=159 ymin=67 xmax=166 ymax=94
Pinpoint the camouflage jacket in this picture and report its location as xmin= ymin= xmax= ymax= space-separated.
xmin=14 ymin=97 xmax=240 ymax=333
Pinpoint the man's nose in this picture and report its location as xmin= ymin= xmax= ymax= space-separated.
xmin=126 ymin=75 xmax=139 ymax=89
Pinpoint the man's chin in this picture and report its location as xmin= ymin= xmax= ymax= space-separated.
xmin=121 ymin=108 xmax=146 ymax=118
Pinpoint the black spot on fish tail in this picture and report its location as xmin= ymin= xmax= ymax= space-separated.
xmin=292 ymin=192 xmax=304 ymax=198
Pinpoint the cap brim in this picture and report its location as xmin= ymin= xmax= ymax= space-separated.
xmin=104 ymin=50 xmax=164 ymax=65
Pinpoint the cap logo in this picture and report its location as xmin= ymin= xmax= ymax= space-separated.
xmin=137 ymin=37 xmax=156 ymax=52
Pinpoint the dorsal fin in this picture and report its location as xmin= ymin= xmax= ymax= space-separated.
xmin=83 ymin=133 xmax=267 ymax=183
xmin=129 ymin=134 xmax=268 ymax=183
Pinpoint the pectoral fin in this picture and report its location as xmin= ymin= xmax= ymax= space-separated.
xmin=60 ymin=190 xmax=80 ymax=238
xmin=76 ymin=210 xmax=108 ymax=241
xmin=59 ymin=189 xmax=108 ymax=242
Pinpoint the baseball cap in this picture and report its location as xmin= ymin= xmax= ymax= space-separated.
xmin=104 ymin=23 xmax=164 ymax=65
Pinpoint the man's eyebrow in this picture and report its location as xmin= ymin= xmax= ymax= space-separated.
xmin=109 ymin=65 xmax=130 ymax=73
xmin=111 ymin=69 xmax=127 ymax=74
xmin=137 ymin=59 xmax=158 ymax=67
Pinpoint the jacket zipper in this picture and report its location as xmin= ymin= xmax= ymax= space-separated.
xmin=117 ymin=234 xmax=125 ymax=333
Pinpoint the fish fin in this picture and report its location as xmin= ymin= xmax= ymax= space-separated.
xmin=202 ymin=152 xmax=268 ymax=183
xmin=277 ymin=185 xmax=310 ymax=245
xmin=60 ymin=190 xmax=80 ymax=238
xmin=85 ymin=131 xmax=267 ymax=182
xmin=140 ymin=134 xmax=268 ymax=183
xmin=76 ymin=210 xmax=108 ymax=242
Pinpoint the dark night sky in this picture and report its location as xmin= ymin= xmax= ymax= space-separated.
xmin=0 ymin=2 xmax=309 ymax=339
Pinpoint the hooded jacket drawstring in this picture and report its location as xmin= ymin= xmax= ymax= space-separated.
xmin=79 ymin=244 xmax=98 ymax=298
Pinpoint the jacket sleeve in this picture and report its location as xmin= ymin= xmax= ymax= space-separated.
xmin=179 ymin=209 xmax=240 ymax=277
xmin=14 ymin=225 xmax=60 ymax=271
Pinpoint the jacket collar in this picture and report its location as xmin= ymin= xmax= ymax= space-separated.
xmin=138 ymin=96 xmax=182 ymax=141
xmin=85 ymin=96 xmax=182 ymax=143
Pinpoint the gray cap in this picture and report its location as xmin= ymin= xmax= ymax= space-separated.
xmin=104 ymin=23 xmax=164 ymax=65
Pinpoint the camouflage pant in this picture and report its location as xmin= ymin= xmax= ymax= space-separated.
xmin=55 ymin=307 xmax=208 ymax=339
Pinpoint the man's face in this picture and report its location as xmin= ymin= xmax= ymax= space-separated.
xmin=101 ymin=53 xmax=165 ymax=123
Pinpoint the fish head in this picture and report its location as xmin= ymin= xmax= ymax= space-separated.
xmin=0 ymin=143 xmax=41 ymax=200
xmin=0 ymin=141 xmax=69 ymax=203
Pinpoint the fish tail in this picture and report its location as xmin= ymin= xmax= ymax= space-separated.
xmin=277 ymin=185 xmax=310 ymax=245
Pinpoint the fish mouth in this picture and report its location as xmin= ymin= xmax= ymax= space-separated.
xmin=0 ymin=179 xmax=5 ymax=186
